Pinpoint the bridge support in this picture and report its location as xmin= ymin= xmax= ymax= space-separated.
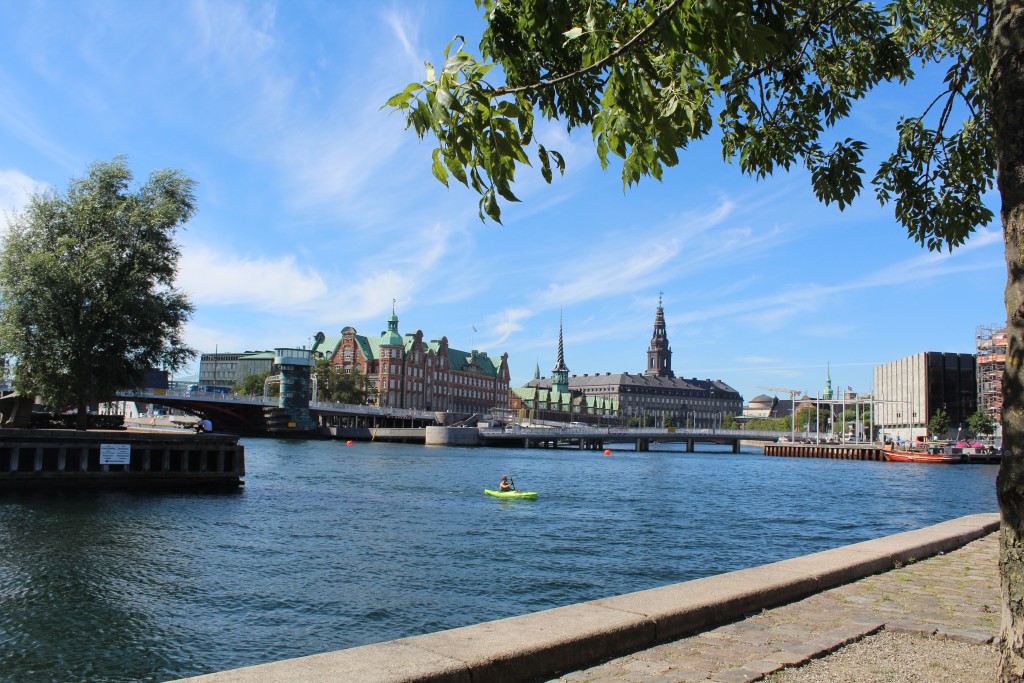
xmin=732 ymin=440 xmax=741 ymax=454
xmin=274 ymin=348 xmax=317 ymax=432
xmin=686 ymin=438 xmax=694 ymax=453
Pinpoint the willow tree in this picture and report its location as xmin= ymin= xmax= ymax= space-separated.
xmin=387 ymin=0 xmax=1024 ymax=676
xmin=0 ymin=157 xmax=196 ymax=429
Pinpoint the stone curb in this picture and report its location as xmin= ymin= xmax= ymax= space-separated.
xmin=173 ymin=513 xmax=999 ymax=683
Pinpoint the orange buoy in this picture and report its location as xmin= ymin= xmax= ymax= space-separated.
xmin=346 ymin=440 xmax=353 ymax=446
xmin=603 ymin=449 xmax=612 ymax=456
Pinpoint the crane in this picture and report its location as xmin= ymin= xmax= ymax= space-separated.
xmin=758 ymin=386 xmax=803 ymax=442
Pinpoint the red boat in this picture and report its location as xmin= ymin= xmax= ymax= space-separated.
xmin=883 ymin=448 xmax=964 ymax=464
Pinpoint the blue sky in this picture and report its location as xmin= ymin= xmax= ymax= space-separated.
xmin=0 ymin=1 xmax=1005 ymax=404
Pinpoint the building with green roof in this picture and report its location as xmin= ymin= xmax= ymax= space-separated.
xmin=321 ymin=308 xmax=510 ymax=413
xmin=521 ymin=298 xmax=743 ymax=427
xmin=509 ymin=313 xmax=619 ymax=425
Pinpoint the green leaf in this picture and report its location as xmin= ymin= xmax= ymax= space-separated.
xmin=443 ymin=52 xmax=474 ymax=75
xmin=538 ymin=145 xmax=552 ymax=184
xmin=443 ymin=150 xmax=469 ymax=186
xmin=562 ymin=26 xmax=584 ymax=45
xmin=431 ymin=149 xmax=449 ymax=187
xmin=480 ymin=188 xmax=501 ymax=224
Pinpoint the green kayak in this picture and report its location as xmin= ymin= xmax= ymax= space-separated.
xmin=484 ymin=489 xmax=538 ymax=500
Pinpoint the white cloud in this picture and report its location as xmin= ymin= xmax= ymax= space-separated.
xmin=735 ymin=356 xmax=784 ymax=364
xmin=484 ymin=307 xmax=534 ymax=346
xmin=381 ymin=7 xmax=421 ymax=65
xmin=188 ymin=0 xmax=277 ymax=75
xmin=178 ymin=245 xmax=328 ymax=312
xmin=179 ymin=218 xmax=463 ymax=334
xmin=0 ymin=169 xmax=43 ymax=225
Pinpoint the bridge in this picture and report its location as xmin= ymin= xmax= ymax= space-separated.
xmin=117 ymin=388 xmax=790 ymax=450
xmin=116 ymin=387 xmax=437 ymax=436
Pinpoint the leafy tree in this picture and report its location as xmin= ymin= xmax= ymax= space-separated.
xmin=313 ymin=359 xmax=375 ymax=404
xmin=389 ymin=2 xmax=1024 ymax=673
xmin=746 ymin=416 xmax=790 ymax=432
xmin=928 ymin=408 xmax=952 ymax=437
xmin=721 ymin=413 xmax=739 ymax=430
xmin=234 ymin=371 xmax=278 ymax=398
xmin=968 ymin=409 xmax=997 ymax=438
xmin=0 ymin=157 xmax=195 ymax=429
xmin=794 ymin=406 xmax=830 ymax=433
xmin=662 ymin=414 xmax=675 ymax=428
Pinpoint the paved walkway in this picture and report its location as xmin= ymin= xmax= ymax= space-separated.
xmin=553 ymin=532 xmax=999 ymax=683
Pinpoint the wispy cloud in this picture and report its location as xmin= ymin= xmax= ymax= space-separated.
xmin=187 ymin=0 xmax=277 ymax=77
xmin=0 ymin=169 xmax=44 ymax=227
xmin=178 ymin=245 xmax=328 ymax=311
xmin=0 ymin=73 xmax=79 ymax=171
xmin=483 ymin=307 xmax=534 ymax=346
xmin=381 ymin=6 xmax=422 ymax=66
xmin=183 ymin=219 xmax=464 ymax=328
xmin=678 ymin=229 xmax=1003 ymax=335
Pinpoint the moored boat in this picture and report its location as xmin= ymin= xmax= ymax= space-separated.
xmin=883 ymin=448 xmax=964 ymax=464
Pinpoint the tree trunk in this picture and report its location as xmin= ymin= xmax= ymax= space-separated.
xmin=993 ymin=2 xmax=1024 ymax=680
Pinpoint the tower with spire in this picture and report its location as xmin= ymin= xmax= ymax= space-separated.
xmin=823 ymin=363 xmax=833 ymax=400
xmin=551 ymin=311 xmax=570 ymax=394
xmin=645 ymin=292 xmax=674 ymax=378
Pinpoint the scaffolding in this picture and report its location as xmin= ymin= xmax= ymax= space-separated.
xmin=976 ymin=323 xmax=1006 ymax=426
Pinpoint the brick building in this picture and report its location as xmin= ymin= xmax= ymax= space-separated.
xmin=321 ymin=309 xmax=510 ymax=413
xmin=518 ymin=298 xmax=743 ymax=427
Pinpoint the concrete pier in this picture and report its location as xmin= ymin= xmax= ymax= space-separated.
xmin=0 ymin=428 xmax=244 ymax=490
xmin=172 ymin=513 xmax=997 ymax=683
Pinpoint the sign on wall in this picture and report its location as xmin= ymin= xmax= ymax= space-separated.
xmin=100 ymin=443 xmax=131 ymax=465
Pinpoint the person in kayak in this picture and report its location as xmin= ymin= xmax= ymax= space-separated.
xmin=499 ymin=475 xmax=514 ymax=492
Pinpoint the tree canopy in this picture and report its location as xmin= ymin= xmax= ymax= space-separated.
xmin=313 ymin=358 xmax=376 ymax=405
xmin=968 ymin=409 xmax=997 ymax=437
xmin=928 ymin=407 xmax=952 ymax=436
xmin=0 ymin=157 xmax=196 ymax=429
xmin=388 ymin=0 xmax=993 ymax=243
xmin=389 ymin=1 xmax=1024 ymax=677
xmin=235 ymin=371 xmax=278 ymax=398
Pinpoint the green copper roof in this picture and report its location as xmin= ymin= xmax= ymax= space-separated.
xmin=380 ymin=329 xmax=403 ymax=346
xmin=239 ymin=351 xmax=276 ymax=360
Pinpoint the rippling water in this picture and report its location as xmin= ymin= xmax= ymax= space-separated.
xmin=0 ymin=439 xmax=998 ymax=682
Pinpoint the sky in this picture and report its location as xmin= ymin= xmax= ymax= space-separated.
xmin=0 ymin=1 xmax=1006 ymax=405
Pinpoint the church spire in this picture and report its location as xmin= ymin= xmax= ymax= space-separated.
xmin=823 ymin=363 xmax=833 ymax=400
xmin=551 ymin=310 xmax=570 ymax=393
xmin=645 ymin=292 xmax=674 ymax=377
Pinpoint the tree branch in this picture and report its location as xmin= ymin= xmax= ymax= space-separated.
xmin=491 ymin=0 xmax=687 ymax=97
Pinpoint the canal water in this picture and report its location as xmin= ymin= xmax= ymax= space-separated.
xmin=0 ymin=439 xmax=999 ymax=682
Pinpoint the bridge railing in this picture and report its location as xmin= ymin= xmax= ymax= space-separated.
xmin=116 ymin=389 xmax=437 ymax=420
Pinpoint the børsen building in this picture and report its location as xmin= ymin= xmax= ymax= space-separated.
xmin=320 ymin=309 xmax=510 ymax=414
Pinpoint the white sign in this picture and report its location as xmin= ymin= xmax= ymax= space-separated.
xmin=100 ymin=443 xmax=131 ymax=465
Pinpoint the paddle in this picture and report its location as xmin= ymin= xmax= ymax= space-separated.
xmin=510 ymin=477 xmax=517 ymax=491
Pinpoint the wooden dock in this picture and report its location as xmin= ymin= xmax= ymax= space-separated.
xmin=0 ymin=428 xmax=244 ymax=490
xmin=764 ymin=443 xmax=885 ymax=460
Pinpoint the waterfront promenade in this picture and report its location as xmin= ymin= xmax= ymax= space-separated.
xmin=555 ymin=522 xmax=999 ymax=682
xmin=174 ymin=513 xmax=999 ymax=683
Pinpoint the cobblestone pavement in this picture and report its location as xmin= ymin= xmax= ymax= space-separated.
xmin=551 ymin=533 xmax=999 ymax=683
